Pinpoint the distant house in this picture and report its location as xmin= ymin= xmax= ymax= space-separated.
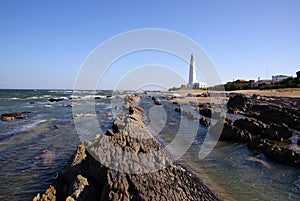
xmin=193 ymin=82 xmax=207 ymax=89
xmin=271 ymin=75 xmax=292 ymax=81
xmin=252 ymin=80 xmax=279 ymax=88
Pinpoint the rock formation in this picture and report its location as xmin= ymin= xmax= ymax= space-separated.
xmin=219 ymin=93 xmax=300 ymax=166
xmin=33 ymin=95 xmax=220 ymax=201
xmin=1 ymin=111 xmax=31 ymax=121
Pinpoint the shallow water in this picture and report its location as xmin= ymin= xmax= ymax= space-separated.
xmin=140 ymin=95 xmax=300 ymax=201
xmin=0 ymin=90 xmax=113 ymax=200
xmin=0 ymin=90 xmax=299 ymax=200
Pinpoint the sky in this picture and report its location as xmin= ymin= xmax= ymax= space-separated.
xmin=0 ymin=0 xmax=300 ymax=89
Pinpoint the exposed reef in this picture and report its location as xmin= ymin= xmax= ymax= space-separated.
xmin=33 ymin=95 xmax=220 ymax=201
xmin=215 ymin=93 xmax=300 ymax=166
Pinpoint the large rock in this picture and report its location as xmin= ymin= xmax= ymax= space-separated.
xmin=247 ymin=104 xmax=300 ymax=130
xmin=233 ymin=118 xmax=292 ymax=141
xmin=227 ymin=93 xmax=248 ymax=111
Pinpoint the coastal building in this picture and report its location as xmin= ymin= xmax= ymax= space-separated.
xmin=272 ymin=75 xmax=292 ymax=81
xmin=252 ymin=79 xmax=278 ymax=88
xmin=187 ymin=53 xmax=207 ymax=89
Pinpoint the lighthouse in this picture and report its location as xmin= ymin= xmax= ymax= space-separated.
xmin=188 ymin=53 xmax=197 ymax=87
xmin=187 ymin=53 xmax=207 ymax=89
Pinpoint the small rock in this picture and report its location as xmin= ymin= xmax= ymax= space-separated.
xmin=48 ymin=98 xmax=65 ymax=102
xmin=199 ymin=117 xmax=211 ymax=127
xmin=175 ymin=107 xmax=181 ymax=112
xmin=1 ymin=112 xmax=31 ymax=121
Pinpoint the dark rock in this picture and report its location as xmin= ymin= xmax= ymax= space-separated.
xmin=227 ymin=93 xmax=248 ymax=111
xmin=196 ymin=93 xmax=209 ymax=97
xmin=218 ymin=121 xmax=252 ymax=143
xmin=199 ymin=117 xmax=211 ymax=127
xmin=251 ymin=94 xmax=259 ymax=100
xmin=199 ymin=108 xmax=211 ymax=118
xmin=227 ymin=108 xmax=238 ymax=114
xmin=33 ymin=96 xmax=220 ymax=201
xmin=234 ymin=118 xmax=292 ymax=141
xmin=175 ymin=107 xmax=181 ymax=112
xmin=48 ymin=98 xmax=65 ymax=102
xmin=152 ymin=97 xmax=161 ymax=105
xmin=1 ymin=112 xmax=31 ymax=121
xmin=53 ymin=125 xmax=60 ymax=129
xmin=234 ymin=118 xmax=266 ymax=136
xmin=269 ymin=122 xmax=292 ymax=140
xmin=247 ymin=104 xmax=300 ymax=130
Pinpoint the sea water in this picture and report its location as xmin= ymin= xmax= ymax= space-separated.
xmin=0 ymin=90 xmax=300 ymax=200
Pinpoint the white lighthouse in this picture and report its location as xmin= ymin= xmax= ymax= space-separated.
xmin=187 ymin=53 xmax=207 ymax=89
xmin=188 ymin=53 xmax=197 ymax=87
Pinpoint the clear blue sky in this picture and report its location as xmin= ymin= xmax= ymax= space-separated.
xmin=1 ymin=0 xmax=299 ymax=89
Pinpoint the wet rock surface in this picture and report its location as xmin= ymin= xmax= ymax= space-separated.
xmin=221 ymin=93 xmax=300 ymax=166
xmin=1 ymin=111 xmax=31 ymax=121
xmin=33 ymin=96 xmax=220 ymax=201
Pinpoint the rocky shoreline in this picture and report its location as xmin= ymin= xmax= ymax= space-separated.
xmin=202 ymin=93 xmax=300 ymax=166
xmin=33 ymin=95 xmax=220 ymax=201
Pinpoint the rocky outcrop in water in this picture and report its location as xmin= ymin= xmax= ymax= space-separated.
xmin=48 ymin=98 xmax=66 ymax=102
xmin=220 ymin=93 xmax=300 ymax=166
xmin=1 ymin=111 xmax=31 ymax=121
xmin=152 ymin=97 xmax=161 ymax=105
xmin=33 ymin=96 xmax=220 ymax=201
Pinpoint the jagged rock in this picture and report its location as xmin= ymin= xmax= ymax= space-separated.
xmin=227 ymin=93 xmax=248 ymax=111
xmin=234 ymin=118 xmax=267 ymax=136
xmin=68 ymin=175 xmax=89 ymax=200
xmin=248 ymin=138 xmax=300 ymax=165
xmin=33 ymin=185 xmax=56 ymax=201
xmin=269 ymin=122 xmax=292 ymax=140
xmin=234 ymin=118 xmax=292 ymax=141
xmin=70 ymin=144 xmax=86 ymax=167
xmin=1 ymin=111 xmax=31 ymax=121
xmin=218 ymin=121 xmax=252 ymax=143
xmin=33 ymin=96 xmax=220 ymax=201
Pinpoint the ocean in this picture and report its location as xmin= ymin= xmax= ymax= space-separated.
xmin=0 ymin=90 xmax=299 ymax=200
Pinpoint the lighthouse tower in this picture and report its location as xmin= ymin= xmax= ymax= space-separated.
xmin=188 ymin=53 xmax=197 ymax=87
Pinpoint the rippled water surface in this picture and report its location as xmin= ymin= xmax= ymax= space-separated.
xmin=0 ymin=90 xmax=113 ymax=201
xmin=140 ymin=96 xmax=300 ymax=201
xmin=0 ymin=90 xmax=300 ymax=200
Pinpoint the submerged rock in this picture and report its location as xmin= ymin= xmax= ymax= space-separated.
xmin=48 ymin=98 xmax=65 ymax=102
